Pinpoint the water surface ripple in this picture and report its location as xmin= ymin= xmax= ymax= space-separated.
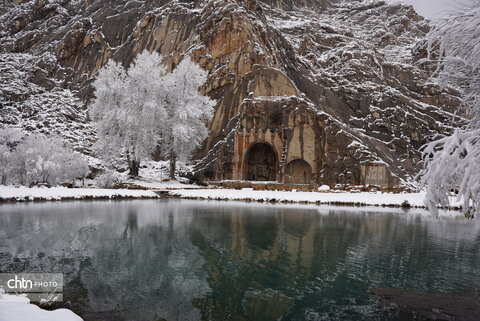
xmin=1 ymin=200 xmax=479 ymax=320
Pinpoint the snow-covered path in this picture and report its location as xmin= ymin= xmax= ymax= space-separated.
xmin=169 ymin=188 xmax=462 ymax=209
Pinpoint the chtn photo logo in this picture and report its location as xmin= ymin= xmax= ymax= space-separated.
xmin=0 ymin=273 xmax=64 ymax=302
xmin=6 ymin=275 xmax=59 ymax=290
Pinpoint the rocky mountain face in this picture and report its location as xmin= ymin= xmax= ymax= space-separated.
xmin=0 ymin=0 xmax=464 ymax=186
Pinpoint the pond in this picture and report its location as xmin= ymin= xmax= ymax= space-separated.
xmin=1 ymin=199 xmax=480 ymax=320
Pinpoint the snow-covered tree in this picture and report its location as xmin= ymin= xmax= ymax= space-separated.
xmin=420 ymin=2 xmax=480 ymax=216
xmin=162 ymin=58 xmax=216 ymax=179
xmin=0 ymin=144 xmax=10 ymax=185
xmin=0 ymin=128 xmax=23 ymax=185
xmin=90 ymin=51 xmax=167 ymax=177
xmin=0 ymin=133 xmax=89 ymax=187
xmin=91 ymin=52 xmax=215 ymax=179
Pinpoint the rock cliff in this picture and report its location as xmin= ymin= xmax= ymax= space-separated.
xmin=0 ymin=0 xmax=464 ymax=186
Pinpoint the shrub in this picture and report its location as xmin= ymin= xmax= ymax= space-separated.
xmin=0 ymin=130 xmax=89 ymax=187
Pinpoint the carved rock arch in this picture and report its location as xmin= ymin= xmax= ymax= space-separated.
xmin=285 ymin=159 xmax=312 ymax=184
xmin=244 ymin=142 xmax=278 ymax=181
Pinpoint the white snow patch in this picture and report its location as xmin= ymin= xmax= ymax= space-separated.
xmin=0 ymin=289 xmax=83 ymax=321
xmin=0 ymin=186 xmax=159 ymax=201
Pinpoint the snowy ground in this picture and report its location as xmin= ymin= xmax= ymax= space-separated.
xmin=169 ymin=188 xmax=463 ymax=209
xmin=0 ymin=186 xmax=159 ymax=202
xmin=0 ymin=290 xmax=82 ymax=321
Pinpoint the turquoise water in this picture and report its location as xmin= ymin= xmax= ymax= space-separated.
xmin=1 ymin=200 xmax=479 ymax=320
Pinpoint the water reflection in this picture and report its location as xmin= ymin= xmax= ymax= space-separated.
xmin=1 ymin=200 xmax=480 ymax=320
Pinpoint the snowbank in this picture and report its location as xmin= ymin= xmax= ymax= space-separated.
xmin=0 ymin=186 xmax=159 ymax=202
xmin=169 ymin=189 xmax=462 ymax=209
xmin=0 ymin=290 xmax=83 ymax=321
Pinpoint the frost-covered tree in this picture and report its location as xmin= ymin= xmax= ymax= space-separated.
xmin=0 ymin=128 xmax=23 ymax=185
xmin=0 ymin=144 xmax=9 ymax=185
xmin=162 ymin=58 xmax=216 ymax=179
xmin=90 ymin=51 xmax=167 ymax=177
xmin=420 ymin=2 xmax=480 ymax=216
xmin=91 ymin=52 xmax=215 ymax=180
xmin=13 ymin=134 xmax=89 ymax=187
xmin=0 ymin=132 xmax=89 ymax=187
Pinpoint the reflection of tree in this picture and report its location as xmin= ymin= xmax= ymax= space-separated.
xmin=78 ymin=207 xmax=210 ymax=321
xmin=122 ymin=209 xmax=138 ymax=240
xmin=0 ymin=201 xmax=211 ymax=321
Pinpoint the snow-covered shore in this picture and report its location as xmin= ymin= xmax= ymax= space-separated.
xmin=0 ymin=186 xmax=159 ymax=202
xmin=0 ymin=290 xmax=82 ymax=321
xmin=169 ymin=188 xmax=462 ymax=209
xmin=0 ymin=185 xmax=463 ymax=211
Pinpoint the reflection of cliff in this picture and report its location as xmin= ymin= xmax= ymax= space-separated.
xmin=189 ymin=205 xmax=323 ymax=320
xmin=189 ymin=204 xmax=480 ymax=320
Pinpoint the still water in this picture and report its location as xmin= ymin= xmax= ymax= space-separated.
xmin=1 ymin=199 xmax=480 ymax=320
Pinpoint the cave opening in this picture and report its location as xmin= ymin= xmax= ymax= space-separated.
xmin=244 ymin=143 xmax=277 ymax=181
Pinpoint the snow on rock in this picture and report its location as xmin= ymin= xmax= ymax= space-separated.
xmin=318 ymin=185 xmax=331 ymax=191
xmin=0 ymin=290 xmax=83 ymax=321
xmin=0 ymin=53 xmax=96 ymax=153
xmin=169 ymin=188 xmax=462 ymax=209
xmin=0 ymin=186 xmax=159 ymax=202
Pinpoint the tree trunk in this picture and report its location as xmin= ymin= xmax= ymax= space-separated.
xmin=129 ymin=159 xmax=140 ymax=178
xmin=169 ymin=149 xmax=176 ymax=180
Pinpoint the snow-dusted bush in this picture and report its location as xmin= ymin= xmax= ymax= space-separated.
xmin=0 ymin=131 xmax=89 ymax=187
xmin=90 ymin=51 xmax=215 ymax=179
xmin=94 ymin=170 xmax=119 ymax=188
xmin=420 ymin=2 xmax=480 ymax=216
